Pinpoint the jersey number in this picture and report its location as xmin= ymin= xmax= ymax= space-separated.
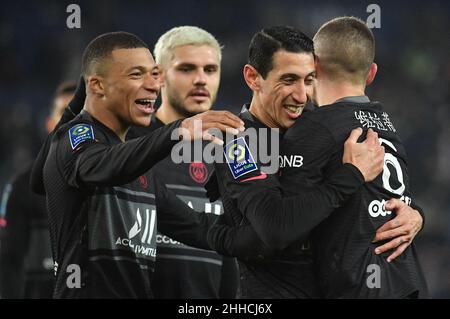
xmin=368 ymin=138 xmax=407 ymax=218
xmin=379 ymin=138 xmax=405 ymax=196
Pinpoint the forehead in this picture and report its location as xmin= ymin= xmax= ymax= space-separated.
xmin=109 ymin=47 xmax=155 ymax=71
xmin=170 ymin=44 xmax=220 ymax=66
xmin=269 ymin=50 xmax=315 ymax=77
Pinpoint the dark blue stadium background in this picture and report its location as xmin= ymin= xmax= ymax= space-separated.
xmin=0 ymin=0 xmax=448 ymax=298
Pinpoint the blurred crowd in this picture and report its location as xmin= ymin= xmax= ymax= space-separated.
xmin=0 ymin=0 xmax=448 ymax=297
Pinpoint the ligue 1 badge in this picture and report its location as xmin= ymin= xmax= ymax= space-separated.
xmin=69 ymin=124 xmax=95 ymax=149
xmin=224 ymin=137 xmax=258 ymax=179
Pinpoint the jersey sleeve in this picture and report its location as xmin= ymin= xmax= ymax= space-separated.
xmin=30 ymin=135 xmax=52 ymax=195
xmin=206 ymin=213 xmax=276 ymax=259
xmin=30 ymin=106 xmax=85 ymax=195
xmin=213 ymin=133 xmax=283 ymax=228
xmin=213 ymin=119 xmax=365 ymax=251
xmin=55 ymin=120 xmax=181 ymax=188
xmin=236 ymin=164 xmax=364 ymax=250
xmin=153 ymin=176 xmax=216 ymax=250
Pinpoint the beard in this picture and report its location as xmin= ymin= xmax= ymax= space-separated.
xmin=165 ymin=82 xmax=216 ymax=118
xmin=168 ymin=92 xmax=199 ymax=118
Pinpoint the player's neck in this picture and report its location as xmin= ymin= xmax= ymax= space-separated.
xmin=84 ymin=97 xmax=128 ymax=141
xmin=156 ymin=101 xmax=185 ymax=125
xmin=316 ymin=79 xmax=366 ymax=106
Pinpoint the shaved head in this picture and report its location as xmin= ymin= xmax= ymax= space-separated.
xmin=314 ymin=16 xmax=375 ymax=85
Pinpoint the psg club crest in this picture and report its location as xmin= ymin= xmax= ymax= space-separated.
xmin=189 ymin=162 xmax=208 ymax=184
xmin=138 ymin=175 xmax=148 ymax=189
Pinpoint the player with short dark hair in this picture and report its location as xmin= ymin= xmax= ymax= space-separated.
xmin=207 ymin=25 xmax=386 ymax=298
xmin=81 ymin=31 xmax=149 ymax=77
xmin=40 ymin=31 xmax=244 ymax=298
xmin=209 ymin=18 xmax=427 ymax=298
xmin=248 ymin=25 xmax=315 ymax=80
xmin=0 ymin=82 xmax=75 ymax=298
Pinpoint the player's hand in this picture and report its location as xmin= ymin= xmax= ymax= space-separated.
xmin=179 ymin=110 xmax=245 ymax=145
xmin=67 ymin=76 xmax=86 ymax=115
xmin=372 ymin=198 xmax=423 ymax=262
xmin=342 ymin=128 xmax=384 ymax=182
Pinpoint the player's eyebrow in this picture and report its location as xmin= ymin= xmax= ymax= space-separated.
xmin=280 ymin=73 xmax=300 ymax=80
xmin=306 ymin=71 xmax=316 ymax=78
xmin=125 ymin=65 xmax=153 ymax=73
xmin=176 ymin=63 xmax=196 ymax=68
xmin=204 ymin=63 xmax=219 ymax=70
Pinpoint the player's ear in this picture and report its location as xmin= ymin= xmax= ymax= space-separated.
xmin=314 ymin=55 xmax=321 ymax=77
xmin=243 ymin=64 xmax=261 ymax=91
xmin=366 ymin=62 xmax=377 ymax=86
xmin=87 ymin=74 xmax=105 ymax=97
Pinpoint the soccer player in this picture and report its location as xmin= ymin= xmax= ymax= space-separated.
xmin=206 ymin=25 xmax=425 ymax=298
xmin=280 ymin=17 xmax=428 ymax=298
xmin=127 ymin=26 xmax=238 ymax=298
xmin=0 ymin=82 xmax=75 ymax=298
xmin=40 ymin=31 xmax=244 ymax=298
xmin=207 ymin=26 xmax=384 ymax=298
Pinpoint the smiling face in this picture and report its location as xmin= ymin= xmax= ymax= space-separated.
xmin=251 ymin=50 xmax=315 ymax=129
xmin=162 ymin=44 xmax=220 ymax=117
xmin=101 ymin=47 xmax=160 ymax=128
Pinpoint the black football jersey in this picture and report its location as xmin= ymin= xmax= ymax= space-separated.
xmin=44 ymin=111 xmax=213 ymax=298
xmin=281 ymin=99 xmax=428 ymax=298
xmin=127 ymin=116 xmax=239 ymax=299
xmin=210 ymin=105 xmax=366 ymax=298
